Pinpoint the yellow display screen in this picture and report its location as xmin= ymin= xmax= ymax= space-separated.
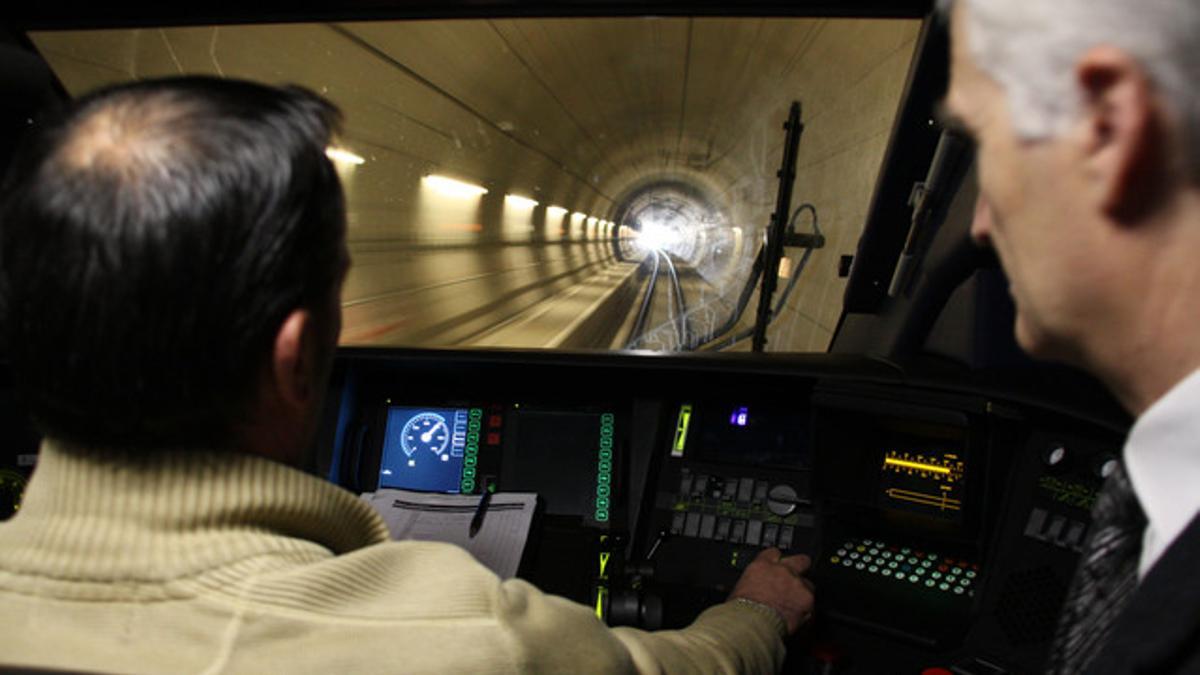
xmin=879 ymin=449 xmax=965 ymax=520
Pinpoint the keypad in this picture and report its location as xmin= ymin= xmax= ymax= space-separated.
xmin=828 ymin=537 xmax=979 ymax=597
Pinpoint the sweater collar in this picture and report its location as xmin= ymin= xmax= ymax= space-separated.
xmin=0 ymin=438 xmax=389 ymax=582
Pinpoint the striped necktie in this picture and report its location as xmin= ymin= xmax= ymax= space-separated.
xmin=1045 ymin=461 xmax=1146 ymax=674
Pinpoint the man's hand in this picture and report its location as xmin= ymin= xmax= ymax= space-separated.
xmin=728 ymin=548 xmax=815 ymax=634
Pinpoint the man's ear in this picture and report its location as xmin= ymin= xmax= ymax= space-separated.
xmin=1076 ymin=46 xmax=1166 ymax=221
xmin=271 ymin=309 xmax=317 ymax=412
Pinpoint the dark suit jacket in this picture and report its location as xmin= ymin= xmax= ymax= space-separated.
xmin=1088 ymin=512 xmax=1200 ymax=673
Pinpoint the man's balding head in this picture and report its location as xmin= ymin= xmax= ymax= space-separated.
xmin=0 ymin=77 xmax=347 ymax=451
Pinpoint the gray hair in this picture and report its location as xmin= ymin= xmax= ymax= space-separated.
xmin=939 ymin=0 xmax=1200 ymax=177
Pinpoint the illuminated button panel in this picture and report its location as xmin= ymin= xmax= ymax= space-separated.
xmin=595 ymin=413 xmax=614 ymax=522
xmin=667 ymin=469 xmax=803 ymax=550
xmin=828 ymin=537 xmax=979 ymax=597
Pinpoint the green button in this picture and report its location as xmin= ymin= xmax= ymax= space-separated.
xmin=939 ymin=582 xmax=950 ymax=591
xmin=597 ymin=484 xmax=610 ymax=498
xmin=599 ymin=460 xmax=612 ymax=473
xmin=595 ymin=510 xmax=609 ymax=522
xmin=925 ymin=579 xmax=935 ymax=587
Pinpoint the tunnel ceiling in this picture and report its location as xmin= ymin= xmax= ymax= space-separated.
xmin=31 ymin=17 xmax=918 ymax=226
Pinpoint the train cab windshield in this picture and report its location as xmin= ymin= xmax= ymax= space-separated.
xmin=28 ymin=14 xmax=921 ymax=353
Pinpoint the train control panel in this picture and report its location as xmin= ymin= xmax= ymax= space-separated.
xmin=301 ymin=349 xmax=1131 ymax=674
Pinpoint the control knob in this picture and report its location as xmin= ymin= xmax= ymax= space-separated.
xmin=766 ymin=484 xmax=800 ymax=517
xmin=1092 ymin=453 xmax=1120 ymax=480
xmin=1042 ymin=443 xmax=1068 ymax=468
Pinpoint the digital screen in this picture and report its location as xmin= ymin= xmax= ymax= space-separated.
xmin=500 ymin=409 xmax=612 ymax=520
xmin=687 ymin=403 xmax=808 ymax=469
xmin=878 ymin=444 xmax=966 ymax=523
xmin=378 ymin=407 xmax=469 ymax=493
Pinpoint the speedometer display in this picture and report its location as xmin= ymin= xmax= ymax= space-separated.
xmin=379 ymin=407 xmax=470 ymax=493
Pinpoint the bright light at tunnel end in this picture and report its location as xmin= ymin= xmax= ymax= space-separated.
xmin=635 ymin=213 xmax=683 ymax=253
xmin=423 ymin=174 xmax=489 ymax=198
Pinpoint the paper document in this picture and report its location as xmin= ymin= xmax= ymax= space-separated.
xmin=362 ymin=488 xmax=537 ymax=579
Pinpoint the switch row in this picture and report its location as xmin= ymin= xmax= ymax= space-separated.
xmin=1024 ymin=508 xmax=1087 ymax=552
xmin=670 ymin=511 xmax=796 ymax=549
xmin=679 ymin=470 xmax=769 ymax=506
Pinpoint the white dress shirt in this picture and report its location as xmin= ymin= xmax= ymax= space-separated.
xmin=1123 ymin=367 xmax=1200 ymax=579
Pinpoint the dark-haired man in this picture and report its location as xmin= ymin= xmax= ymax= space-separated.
xmin=940 ymin=0 xmax=1200 ymax=672
xmin=0 ymin=77 xmax=813 ymax=673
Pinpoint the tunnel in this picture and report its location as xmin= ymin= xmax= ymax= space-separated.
xmin=28 ymin=15 xmax=920 ymax=352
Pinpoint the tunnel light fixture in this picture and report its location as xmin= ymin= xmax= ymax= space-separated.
xmin=571 ymin=211 xmax=586 ymax=220
xmin=505 ymin=194 xmax=539 ymax=208
xmin=547 ymin=205 xmax=568 ymax=217
xmin=586 ymin=217 xmax=598 ymax=226
xmin=325 ymin=147 xmax=365 ymax=166
xmin=424 ymin=174 xmax=489 ymax=198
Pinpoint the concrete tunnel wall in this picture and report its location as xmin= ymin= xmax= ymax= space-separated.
xmin=30 ymin=16 xmax=919 ymax=352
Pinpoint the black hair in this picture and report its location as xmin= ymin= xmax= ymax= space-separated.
xmin=0 ymin=76 xmax=346 ymax=449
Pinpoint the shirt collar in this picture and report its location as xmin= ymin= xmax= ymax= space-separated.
xmin=1124 ymin=368 xmax=1200 ymax=577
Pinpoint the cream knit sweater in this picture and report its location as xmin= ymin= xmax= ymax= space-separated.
xmin=0 ymin=440 xmax=785 ymax=673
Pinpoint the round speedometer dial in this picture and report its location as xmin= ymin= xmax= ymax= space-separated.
xmin=400 ymin=412 xmax=451 ymax=457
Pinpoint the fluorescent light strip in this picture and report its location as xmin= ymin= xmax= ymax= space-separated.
xmin=423 ymin=174 xmax=488 ymax=198
xmin=505 ymin=194 xmax=539 ymax=208
xmin=325 ymin=147 xmax=365 ymax=166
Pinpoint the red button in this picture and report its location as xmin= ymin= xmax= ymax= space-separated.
xmin=922 ymin=669 xmax=954 ymax=675
xmin=486 ymin=432 xmax=501 ymax=445
xmin=488 ymin=415 xmax=502 ymax=428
